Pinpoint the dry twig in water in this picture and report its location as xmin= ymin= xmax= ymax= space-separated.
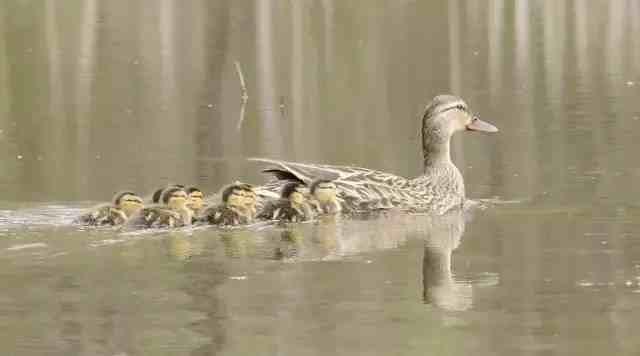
xmin=234 ymin=60 xmax=249 ymax=131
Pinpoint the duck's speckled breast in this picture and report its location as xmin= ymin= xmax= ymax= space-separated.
xmin=406 ymin=163 xmax=465 ymax=214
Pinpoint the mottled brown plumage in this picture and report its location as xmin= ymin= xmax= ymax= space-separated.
xmin=252 ymin=95 xmax=498 ymax=215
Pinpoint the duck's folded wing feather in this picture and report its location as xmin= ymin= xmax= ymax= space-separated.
xmin=250 ymin=157 xmax=373 ymax=183
xmin=251 ymin=158 xmax=414 ymax=211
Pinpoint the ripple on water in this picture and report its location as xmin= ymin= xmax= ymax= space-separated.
xmin=5 ymin=242 xmax=48 ymax=251
xmin=0 ymin=204 xmax=86 ymax=232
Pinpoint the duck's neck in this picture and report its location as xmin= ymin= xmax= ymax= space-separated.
xmin=423 ymin=137 xmax=452 ymax=170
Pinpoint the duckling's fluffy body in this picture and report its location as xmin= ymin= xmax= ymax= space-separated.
xmin=75 ymin=191 xmax=144 ymax=226
xmin=257 ymin=182 xmax=313 ymax=222
xmin=308 ymin=180 xmax=341 ymax=215
xmin=198 ymin=183 xmax=256 ymax=226
xmin=76 ymin=204 xmax=129 ymax=226
xmin=186 ymin=186 xmax=207 ymax=217
xmin=127 ymin=187 xmax=192 ymax=228
xmin=126 ymin=205 xmax=183 ymax=228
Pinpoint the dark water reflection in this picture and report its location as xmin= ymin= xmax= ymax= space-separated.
xmin=2 ymin=0 xmax=640 ymax=355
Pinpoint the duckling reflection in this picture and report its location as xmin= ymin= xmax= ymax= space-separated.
xmin=420 ymin=209 xmax=472 ymax=311
xmin=166 ymin=233 xmax=204 ymax=261
xmin=274 ymin=229 xmax=304 ymax=261
xmin=220 ymin=230 xmax=257 ymax=258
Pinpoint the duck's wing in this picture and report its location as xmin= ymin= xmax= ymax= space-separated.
xmin=250 ymin=158 xmax=412 ymax=212
xmin=250 ymin=157 xmax=372 ymax=184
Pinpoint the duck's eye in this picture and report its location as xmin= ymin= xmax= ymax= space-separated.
xmin=455 ymin=105 xmax=467 ymax=112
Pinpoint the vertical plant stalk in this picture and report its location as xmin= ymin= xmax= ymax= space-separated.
xmin=234 ymin=59 xmax=249 ymax=131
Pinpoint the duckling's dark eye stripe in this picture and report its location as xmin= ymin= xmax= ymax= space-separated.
xmin=124 ymin=198 xmax=142 ymax=203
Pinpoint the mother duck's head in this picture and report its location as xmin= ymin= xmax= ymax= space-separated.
xmin=422 ymin=95 xmax=498 ymax=166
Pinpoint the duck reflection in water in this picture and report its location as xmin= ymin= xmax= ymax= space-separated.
xmin=420 ymin=209 xmax=472 ymax=311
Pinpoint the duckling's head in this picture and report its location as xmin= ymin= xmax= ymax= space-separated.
xmin=112 ymin=191 xmax=144 ymax=217
xmin=222 ymin=183 xmax=249 ymax=209
xmin=310 ymin=179 xmax=337 ymax=204
xmin=185 ymin=186 xmax=205 ymax=212
xmin=152 ymin=184 xmax=185 ymax=204
xmin=281 ymin=181 xmax=307 ymax=206
xmin=162 ymin=187 xmax=188 ymax=210
xmin=237 ymin=183 xmax=257 ymax=212
xmin=422 ymin=95 xmax=498 ymax=164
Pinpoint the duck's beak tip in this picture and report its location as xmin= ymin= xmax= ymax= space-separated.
xmin=467 ymin=118 xmax=499 ymax=133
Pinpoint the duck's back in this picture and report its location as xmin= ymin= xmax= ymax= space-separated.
xmin=253 ymin=158 xmax=466 ymax=215
xmin=252 ymin=158 xmax=411 ymax=212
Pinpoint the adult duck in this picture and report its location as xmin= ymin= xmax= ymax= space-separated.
xmin=252 ymin=95 xmax=498 ymax=215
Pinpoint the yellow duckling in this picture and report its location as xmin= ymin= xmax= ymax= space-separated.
xmin=198 ymin=183 xmax=256 ymax=226
xmin=75 ymin=191 xmax=144 ymax=226
xmin=239 ymin=183 xmax=257 ymax=218
xmin=149 ymin=184 xmax=185 ymax=204
xmin=308 ymin=179 xmax=341 ymax=215
xmin=126 ymin=187 xmax=193 ymax=228
xmin=257 ymin=181 xmax=313 ymax=222
xmin=185 ymin=186 xmax=207 ymax=216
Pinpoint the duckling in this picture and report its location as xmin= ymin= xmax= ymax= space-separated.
xmin=126 ymin=187 xmax=193 ymax=228
xmin=150 ymin=184 xmax=185 ymax=204
xmin=308 ymin=179 xmax=341 ymax=215
xmin=75 ymin=191 xmax=144 ymax=226
xmin=185 ymin=186 xmax=207 ymax=216
xmin=198 ymin=183 xmax=256 ymax=226
xmin=238 ymin=183 xmax=258 ymax=218
xmin=257 ymin=181 xmax=314 ymax=222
